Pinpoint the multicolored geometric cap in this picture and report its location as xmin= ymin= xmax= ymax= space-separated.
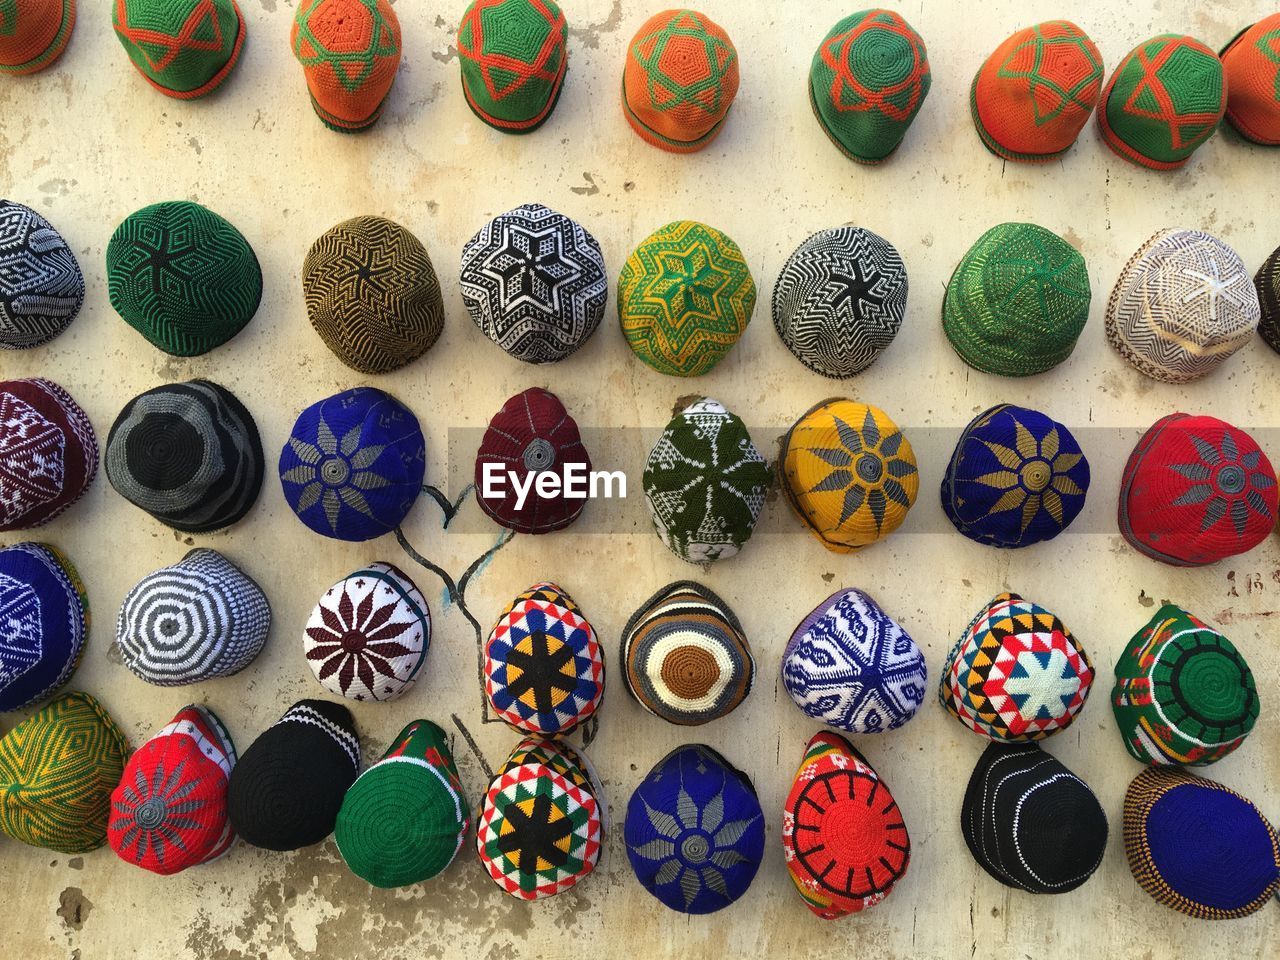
xmin=1257 ymin=242 xmax=1280 ymax=353
xmin=0 ymin=542 xmax=88 ymax=712
xmin=112 ymin=0 xmax=246 ymax=99
xmin=0 ymin=199 xmax=84 ymax=349
xmin=292 ymin=0 xmax=402 ymax=132
xmin=0 ymin=0 xmax=76 ymax=75
xmin=1220 ymin=14 xmax=1280 ymax=145
xmin=458 ymin=0 xmax=568 ymax=133
xmin=0 ymin=378 xmax=98 ymax=531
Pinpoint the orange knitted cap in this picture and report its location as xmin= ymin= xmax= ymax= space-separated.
xmin=1221 ymin=14 xmax=1280 ymax=145
xmin=292 ymin=0 xmax=402 ymax=132
xmin=0 ymin=0 xmax=76 ymax=75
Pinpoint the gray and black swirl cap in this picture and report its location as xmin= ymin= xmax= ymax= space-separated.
xmin=106 ymin=379 xmax=264 ymax=533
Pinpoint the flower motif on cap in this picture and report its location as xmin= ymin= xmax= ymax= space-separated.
xmin=973 ymin=414 xmax=1085 ymax=536
xmin=803 ymin=406 xmax=915 ymax=534
xmin=1171 ymin=430 xmax=1275 ymax=534
xmin=113 ymin=753 xmax=210 ymax=864
xmin=283 ymin=415 xmax=389 ymax=533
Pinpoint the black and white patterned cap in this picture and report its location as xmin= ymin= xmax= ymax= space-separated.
xmin=0 ymin=199 xmax=85 ymax=350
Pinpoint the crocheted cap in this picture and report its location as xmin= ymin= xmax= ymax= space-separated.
xmin=336 ymin=720 xmax=468 ymax=888
xmin=0 ymin=692 xmax=128 ymax=854
xmin=619 ymin=220 xmax=755 ymax=377
xmin=0 ymin=199 xmax=84 ymax=348
xmin=782 ymin=732 xmax=909 ymax=918
xmin=115 ymin=548 xmax=271 ymax=686
xmin=939 ymin=592 xmax=1094 ymax=741
xmin=780 ymin=398 xmax=918 ymax=554
xmin=941 ymin=404 xmax=1090 ymax=548
xmin=1119 ymin=413 xmax=1278 ymax=567
xmin=962 ymin=741 xmax=1107 ymax=894
xmin=772 ymin=226 xmax=908 ymax=378
xmin=809 ymin=10 xmax=930 ymax=163
xmin=226 ymin=700 xmax=360 ymax=851
xmin=474 ymin=388 xmax=592 ymax=534
xmin=113 ymin=0 xmax=245 ymax=99
xmin=0 ymin=542 xmax=87 ymax=712
xmin=643 ymin=398 xmax=771 ymax=564
xmin=943 ymin=222 xmax=1091 ymax=376
xmin=461 ymin=203 xmax=607 ymax=363
xmin=1098 ymin=35 xmax=1226 ymax=169
xmin=622 ymin=9 xmax=739 ymax=153
xmin=621 ymin=581 xmax=754 ymax=725
xmin=292 ymin=0 xmax=401 ymax=132
xmin=1220 ymin=15 xmax=1280 ymax=145
xmin=0 ymin=377 xmax=98 ymax=531
xmin=1112 ymin=605 xmax=1258 ymax=766
xmin=1106 ymin=229 xmax=1259 ymax=383
xmin=624 ymin=744 xmax=764 ymax=914
xmin=105 ymin=380 xmax=264 ymax=533
xmin=304 ymin=562 xmax=430 ymax=702
xmin=458 ymin=0 xmax=568 ymax=133
xmin=303 ymin=216 xmax=445 ymax=374
xmin=0 ymin=0 xmax=76 ymax=75
xmin=782 ymin=588 xmax=926 ymax=733
xmin=108 ymin=705 xmax=237 ymax=875
xmin=107 ymin=200 xmax=262 ymax=356
xmin=279 ymin=387 xmax=426 ymax=542
xmin=971 ymin=22 xmax=1103 ymax=163
xmin=476 ymin=737 xmax=603 ymax=899
xmin=1124 ymin=766 xmax=1280 ymax=919
xmin=484 ymin=581 xmax=603 ymax=735
xmin=1259 ymin=243 xmax=1280 ymax=353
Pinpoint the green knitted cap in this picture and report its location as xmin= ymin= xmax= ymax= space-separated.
xmin=107 ymin=200 xmax=262 ymax=357
xmin=112 ymin=0 xmax=245 ymax=99
xmin=458 ymin=0 xmax=568 ymax=133
xmin=942 ymin=222 xmax=1090 ymax=376
xmin=808 ymin=9 xmax=931 ymax=163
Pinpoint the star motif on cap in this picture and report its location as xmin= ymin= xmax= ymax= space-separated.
xmin=997 ymin=24 xmax=1103 ymax=125
xmin=1180 ymin=256 xmax=1253 ymax=321
xmin=484 ymin=224 xmax=576 ymax=314
xmin=1004 ymin=649 xmax=1081 ymax=720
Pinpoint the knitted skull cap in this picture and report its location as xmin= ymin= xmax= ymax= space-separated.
xmin=226 ymin=699 xmax=360 ymax=851
xmin=939 ymin=592 xmax=1094 ymax=742
xmin=619 ymin=221 xmax=755 ymax=377
xmin=941 ymin=404 xmax=1090 ymax=548
xmin=943 ymin=223 xmax=1091 ymax=376
xmin=970 ymin=22 xmax=1104 ymax=162
xmin=643 ymin=398 xmax=771 ymax=564
xmin=0 ymin=377 xmax=98 ymax=531
xmin=107 ymin=200 xmax=262 ymax=357
xmin=1112 ymin=605 xmax=1258 ymax=766
xmin=1220 ymin=15 xmax=1280 ymax=145
xmin=105 ymin=380 xmax=264 ymax=533
xmin=1124 ymin=766 xmax=1280 ymax=919
xmin=304 ymin=562 xmax=430 ymax=702
xmin=0 ymin=542 xmax=88 ymax=712
xmin=335 ymin=720 xmax=469 ymax=888
xmin=484 ymin=581 xmax=603 ymax=735
xmin=622 ymin=9 xmax=739 ymax=153
xmin=1106 ymin=229 xmax=1259 ymax=383
xmin=772 ymin=226 xmax=908 ymax=378
xmin=809 ymin=10 xmax=930 ymax=163
xmin=621 ymin=581 xmax=753 ymax=726
xmin=1258 ymin=244 xmax=1280 ymax=352
xmin=113 ymin=0 xmax=245 ymax=98
xmin=782 ymin=588 xmax=927 ymax=734
xmin=0 ymin=0 xmax=76 ymax=74
xmin=476 ymin=738 xmax=603 ymax=900
xmin=1098 ymin=35 xmax=1226 ymax=169
xmin=780 ymin=398 xmax=918 ymax=554
xmin=303 ymin=216 xmax=445 ymax=374
xmin=624 ymin=744 xmax=764 ymax=914
xmin=962 ymin=741 xmax=1108 ymax=894
xmin=292 ymin=0 xmax=401 ymax=132
xmin=0 ymin=692 xmax=128 ymax=853
xmin=115 ymin=548 xmax=271 ymax=686
xmin=782 ymin=732 xmax=909 ymax=919
xmin=474 ymin=388 xmax=592 ymax=534
xmin=461 ymin=203 xmax=607 ymax=364
xmin=458 ymin=0 xmax=568 ymax=133
xmin=0 ymin=200 xmax=84 ymax=349
xmin=108 ymin=705 xmax=237 ymax=875
xmin=279 ymin=387 xmax=426 ymax=542
xmin=1118 ymin=413 xmax=1278 ymax=567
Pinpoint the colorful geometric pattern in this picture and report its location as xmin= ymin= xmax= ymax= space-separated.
xmin=0 ymin=542 xmax=87 ymax=713
xmin=0 ymin=199 xmax=84 ymax=349
xmin=0 ymin=378 xmax=97 ymax=531
xmin=0 ymin=0 xmax=76 ymax=75
xmin=485 ymin=581 xmax=602 ymax=734
xmin=809 ymin=9 xmax=930 ymax=163
xmin=971 ymin=21 xmax=1103 ymax=162
xmin=1220 ymin=14 xmax=1280 ymax=145
xmin=619 ymin=220 xmax=755 ymax=377
xmin=772 ymin=226 xmax=908 ymax=378
xmin=780 ymin=398 xmax=918 ymax=554
xmin=112 ymin=0 xmax=245 ymax=98
xmin=939 ymin=593 xmax=1094 ymax=742
xmin=622 ymin=9 xmax=739 ymax=153
xmin=292 ymin=0 xmax=401 ymax=132
xmin=1258 ymin=242 xmax=1280 ymax=353
xmin=1112 ymin=605 xmax=1259 ymax=765
xmin=458 ymin=0 xmax=568 ymax=133
xmin=782 ymin=587 xmax=927 ymax=734
xmin=1098 ymin=34 xmax=1226 ymax=169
